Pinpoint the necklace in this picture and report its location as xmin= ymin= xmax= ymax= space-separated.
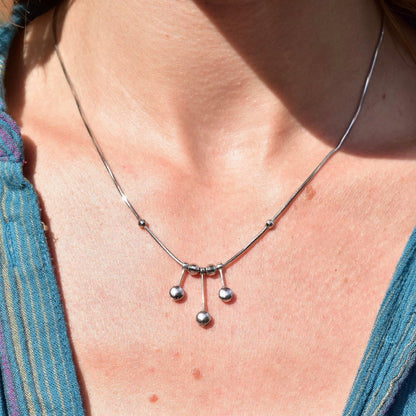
xmin=52 ymin=7 xmax=385 ymax=327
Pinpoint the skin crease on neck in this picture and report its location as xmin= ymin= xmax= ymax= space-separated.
xmin=4 ymin=0 xmax=416 ymax=415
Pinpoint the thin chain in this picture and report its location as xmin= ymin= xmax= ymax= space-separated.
xmin=52 ymin=6 xmax=384 ymax=273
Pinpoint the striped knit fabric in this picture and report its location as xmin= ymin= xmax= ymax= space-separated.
xmin=343 ymin=229 xmax=416 ymax=415
xmin=0 ymin=3 xmax=85 ymax=415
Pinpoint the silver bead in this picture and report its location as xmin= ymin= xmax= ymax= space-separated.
xmin=187 ymin=264 xmax=199 ymax=275
xmin=196 ymin=310 xmax=211 ymax=327
xmin=206 ymin=264 xmax=216 ymax=275
xmin=199 ymin=267 xmax=207 ymax=275
xmin=266 ymin=219 xmax=274 ymax=228
xmin=219 ymin=287 xmax=233 ymax=302
xmin=169 ymin=286 xmax=185 ymax=300
xmin=138 ymin=219 xmax=147 ymax=228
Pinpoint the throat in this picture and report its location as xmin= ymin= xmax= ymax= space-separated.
xmin=50 ymin=0 xmax=383 ymax=159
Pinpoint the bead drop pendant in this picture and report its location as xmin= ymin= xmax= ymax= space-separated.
xmin=169 ymin=264 xmax=233 ymax=327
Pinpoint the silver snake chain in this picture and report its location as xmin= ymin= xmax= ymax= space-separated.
xmin=52 ymin=6 xmax=385 ymax=326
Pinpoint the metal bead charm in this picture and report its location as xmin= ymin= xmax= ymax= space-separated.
xmin=196 ymin=310 xmax=211 ymax=327
xmin=169 ymin=286 xmax=185 ymax=301
xmin=219 ymin=287 xmax=233 ymax=302
xmin=187 ymin=264 xmax=200 ymax=275
xmin=266 ymin=219 xmax=274 ymax=228
xmin=206 ymin=264 xmax=216 ymax=275
xmin=138 ymin=219 xmax=147 ymax=228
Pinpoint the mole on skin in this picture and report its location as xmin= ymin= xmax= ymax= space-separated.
xmin=304 ymin=185 xmax=316 ymax=200
xmin=192 ymin=368 xmax=202 ymax=380
xmin=149 ymin=394 xmax=159 ymax=403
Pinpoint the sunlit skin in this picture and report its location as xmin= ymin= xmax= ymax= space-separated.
xmin=4 ymin=0 xmax=416 ymax=414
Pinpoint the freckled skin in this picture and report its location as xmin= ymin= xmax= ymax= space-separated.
xmin=149 ymin=394 xmax=159 ymax=403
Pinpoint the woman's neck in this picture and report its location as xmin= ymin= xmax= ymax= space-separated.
xmin=48 ymin=0 xmax=407 ymax=170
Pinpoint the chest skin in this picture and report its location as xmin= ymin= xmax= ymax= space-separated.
xmin=18 ymin=126 xmax=416 ymax=416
